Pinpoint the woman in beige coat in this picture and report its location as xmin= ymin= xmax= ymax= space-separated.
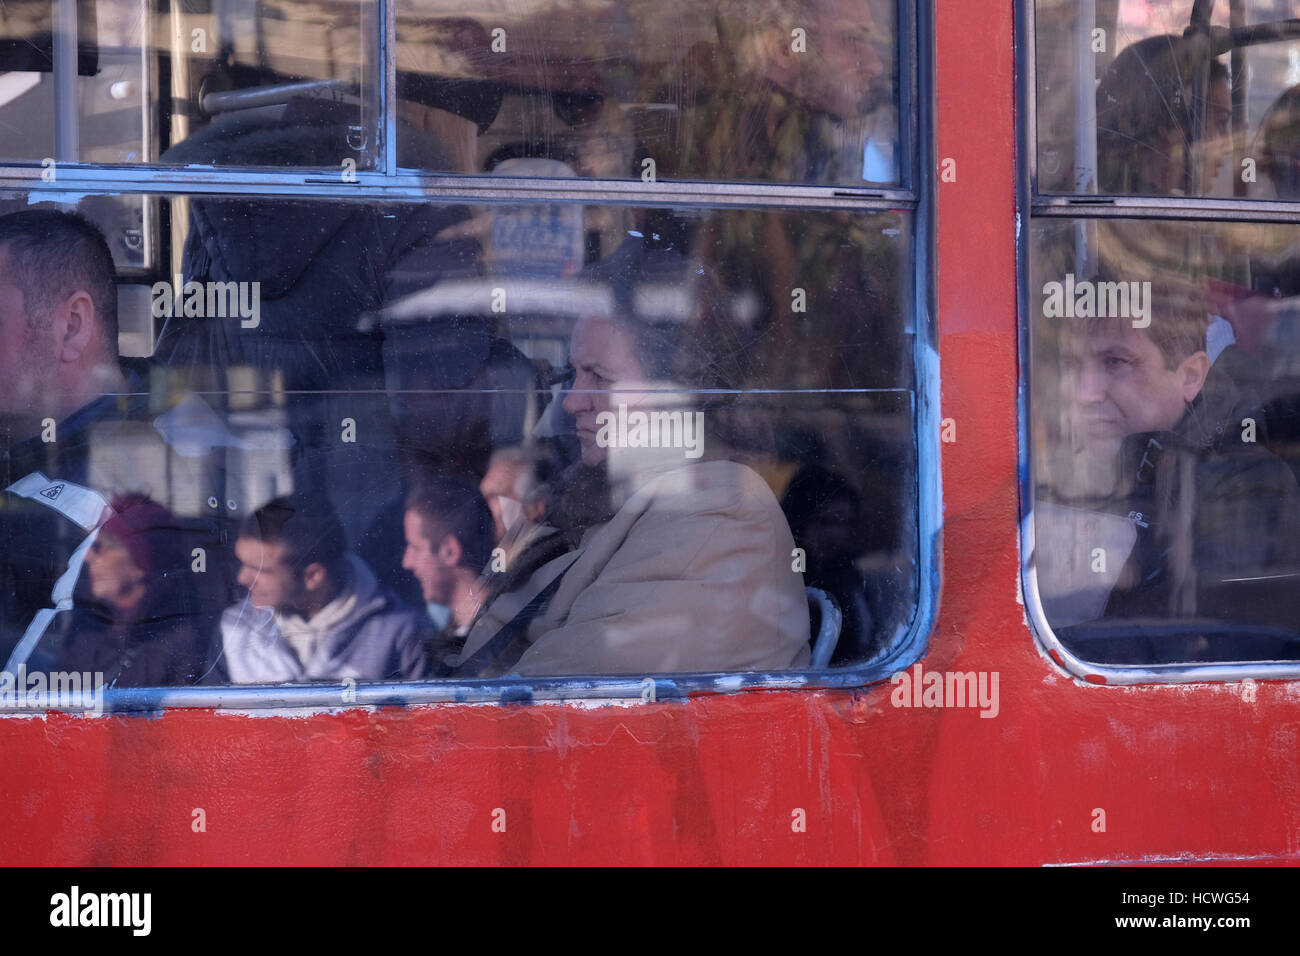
xmin=455 ymin=284 xmax=811 ymax=677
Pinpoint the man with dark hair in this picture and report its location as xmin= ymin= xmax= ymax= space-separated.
xmin=0 ymin=209 xmax=123 ymax=440
xmin=221 ymin=495 xmax=431 ymax=683
xmin=1055 ymin=277 xmax=1300 ymax=661
xmin=1096 ymin=34 xmax=1233 ymax=196
xmin=401 ymin=477 xmax=495 ymax=672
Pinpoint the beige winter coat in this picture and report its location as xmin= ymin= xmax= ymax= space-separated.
xmin=459 ymin=459 xmax=812 ymax=676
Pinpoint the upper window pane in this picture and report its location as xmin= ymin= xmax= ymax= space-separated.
xmin=0 ymin=0 xmax=381 ymax=168
xmin=1028 ymin=216 xmax=1300 ymax=665
xmin=394 ymin=0 xmax=901 ymax=185
xmin=1036 ymin=0 xmax=1300 ymax=199
xmin=0 ymin=194 xmax=917 ymax=690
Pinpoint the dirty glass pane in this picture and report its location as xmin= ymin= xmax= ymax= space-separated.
xmin=0 ymin=0 xmax=381 ymax=169
xmin=1036 ymin=0 xmax=1300 ymax=199
xmin=394 ymin=0 xmax=900 ymax=185
xmin=1028 ymin=216 xmax=1300 ymax=664
xmin=0 ymin=193 xmax=916 ymax=695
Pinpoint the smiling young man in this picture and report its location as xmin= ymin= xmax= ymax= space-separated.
xmin=1057 ymin=278 xmax=1300 ymax=659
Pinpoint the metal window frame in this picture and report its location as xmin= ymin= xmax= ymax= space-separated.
xmin=0 ymin=0 xmax=940 ymax=713
xmin=1017 ymin=0 xmax=1300 ymax=686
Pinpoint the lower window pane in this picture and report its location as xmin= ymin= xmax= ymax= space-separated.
xmin=0 ymin=194 xmax=918 ymax=690
xmin=1029 ymin=217 xmax=1300 ymax=664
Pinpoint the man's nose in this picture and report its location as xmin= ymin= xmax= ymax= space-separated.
xmin=1074 ymin=363 xmax=1106 ymax=404
xmin=562 ymin=387 xmax=590 ymax=416
xmin=861 ymin=38 xmax=885 ymax=79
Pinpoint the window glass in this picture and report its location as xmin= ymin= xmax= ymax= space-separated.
xmin=394 ymin=0 xmax=900 ymax=185
xmin=1036 ymin=0 xmax=1300 ymax=199
xmin=0 ymin=0 xmax=381 ymax=168
xmin=1028 ymin=216 xmax=1300 ymax=664
xmin=0 ymin=193 xmax=918 ymax=689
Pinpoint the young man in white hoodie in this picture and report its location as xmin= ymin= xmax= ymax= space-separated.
xmin=220 ymin=495 xmax=431 ymax=683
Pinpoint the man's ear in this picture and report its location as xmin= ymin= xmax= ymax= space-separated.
xmin=301 ymin=561 xmax=329 ymax=593
xmin=50 ymin=289 xmax=97 ymax=364
xmin=1178 ymin=350 xmax=1211 ymax=402
xmin=436 ymin=534 xmax=463 ymax=568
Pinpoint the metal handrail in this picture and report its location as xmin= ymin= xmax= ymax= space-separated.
xmin=201 ymin=79 xmax=356 ymax=115
xmin=807 ymin=587 xmax=843 ymax=669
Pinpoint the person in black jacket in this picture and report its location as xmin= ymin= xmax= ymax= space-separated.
xmin=1056 ymin=279 xmax=1300 ymax=663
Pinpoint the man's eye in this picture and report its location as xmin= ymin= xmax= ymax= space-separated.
xmin=546 ymin=364 xmax=576 ymax=388
xmin=1105 ymin=356 xmax=1129 ymax=370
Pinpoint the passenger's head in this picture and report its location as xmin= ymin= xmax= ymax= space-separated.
xmin=86 ymin=495 xmax=185 ymax=621
xmin=0 ymin=210 xmax=120 ymax=431
xmin=402 ymin=476 xmax=495 ymax=605
xmin=715 ymin=0 xmax=885 ymax=119
xmin=1096 ymin=35 xmax=1231 ymax=195
xmin=561 ymin=313 xmax=654 ymax=466
xmin=480 ymin=445 xmax=551 ymax=540
xmin=562 ymin=247 xmax=741 ymax=467
xmin=235 ymin=496 xmax=349 ymax=615
xmin=1060 ymin=279 xmax=1210 ymax=443
xmin=1258 ymin=84 xmax=1300 ymax=199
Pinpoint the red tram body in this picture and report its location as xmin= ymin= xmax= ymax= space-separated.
xmin=2 ymin=0 xmax=1298 ymax=867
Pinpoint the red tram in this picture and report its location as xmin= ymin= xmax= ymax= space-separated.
xmin=1 ymin=0 xmax=1299 ymax=868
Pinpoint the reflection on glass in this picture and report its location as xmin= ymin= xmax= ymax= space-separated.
xmin=0 ymin=0 xmax=380 ymax=168
xmin=0 ymin=196 xmax=916 ymax=691
xmin=395 ymin=0 xmax=899 ymax=184
xmin=1030 ymin=218 xmax=1300 ymax=664
xmin=1035 ymin=0 xmax=1300 ymax=199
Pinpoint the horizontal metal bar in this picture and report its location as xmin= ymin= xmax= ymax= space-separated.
xmin=0 ymin=662 xmax=925 ymax=714
xmin=0 ymin=165 xmax=917 ymax=211
xmin=1031 ymin=195 xmax=1300 ymax=224
xmin=1208 ymin=19 xmax=1300 ymax=54
xmin=202 ymin=79 xmax=355 ymax=115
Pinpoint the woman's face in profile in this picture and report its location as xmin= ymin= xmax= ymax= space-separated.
xmin=86 ymin=531 xmax=148 ymax=616
xmin=561 ymin=314 xmax=651 ymax=466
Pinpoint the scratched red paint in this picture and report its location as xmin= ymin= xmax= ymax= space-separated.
xmin=3 ymin=0 xmax=1299 ymax=866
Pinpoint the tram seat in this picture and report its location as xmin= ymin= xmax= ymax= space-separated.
xmin=807 ymin=587 xmax=843 ymax=668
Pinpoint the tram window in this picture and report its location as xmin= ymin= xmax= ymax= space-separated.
xmin=1035 ymin=0 xmax=1300 ymax=200
xmin=1027 ymin=217 xmax=1300 ymax=665
xmin=0 ymin=193 xmax=919 ymax=688
xmin=0 ymin=0 xmax=382 ymax=169
xmin=393 ymin=0 xmax=899 ymax=185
